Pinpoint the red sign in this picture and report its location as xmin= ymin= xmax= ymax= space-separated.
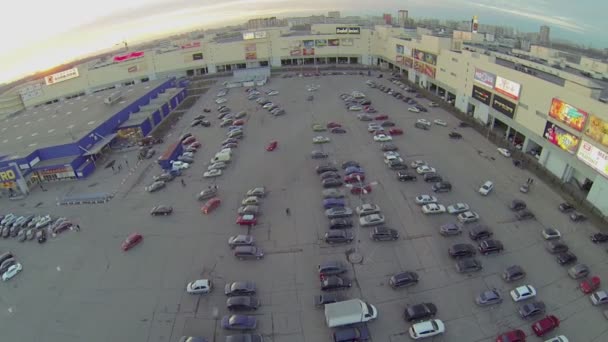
xmin=113 ymin=51 xmax=145 ymax=63
xmin=181 ymin=42 xmax=201 ymax=49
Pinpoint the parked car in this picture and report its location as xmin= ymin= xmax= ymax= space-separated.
xmin=318 ymin=260 xmax=347 ymax=276
xmin=202 ymin=198 xmax=222 ymax=214
xmin=510 ymin=285 xmax=537 ymax=302
xmin=236 ymin=214 xmax=257 ymax=226
xmin=186 ymin=279 xmax=213 ymax=294
xmin=321 ymin=275 xmax=352 ymax=291
xmin=519 ymin=301 xmax=546 ymax=319
xmin=389 ymin=271 xmax=419 ymax=289
xmin=476 ymin=289 xmax=503 ymax=306
xmin=542 ymin=228 xmax=562 ymax=240
xmin=225 ymin=281 xmax=256 ymax=296
xmin=122 ymin=233 xmax=143 ymax=251
xmin=469 ymin=225 xmax=492 ymax=240
xmin=221 ymin=314 xmax=257 ymax=331
xmin=503 ymin=265 xmax=526 ymax=282
xmin=509 ymin=199 xmax=527 ymax=211
xmin=478 ymin=239 xmax=504 ymax=255
xmin=370 ymin=227 xmax=399 ymax=241
xmin=226 ymin=296 xmax=260 ymax=311
xmin=228 ymin=235 xmax=254 ymax=249
xmin=322 ymin=189 xmax=345 ymax=199
xmin=545 ymin=241 xmax=568 ymax=254
xmin=1 ymin=263 xmax=22 ymax=281
xmin=567 ymin=264 xmax=590 ymax=279
xmin=532 ymin=315 xmax=560 ymax=337
xmin=422 ymin=203 xmax=446 ymax=214
xmin=439 ymin=223 xmax=462 ymax=236
xmin=325 ymin=207 xmax=353 ymax=219
xmin=556 ymin=251 xmax=578 ymax=265
xmin=516 ymin=209 xmax=535 ymax=220
xmin=590 ymin=290 xmax=608 ymax=305
xmin=455 ymin=258 xmax=482 ymax=273
xmin=590 ymin=232 xmax=608 ymax=243
xmin=234 ymin=246 xmax=264 ymax=260
xmin=409 ymin=319 xmax=445 ymax=340
xmin=359 ymin=214 xmax=385 ymax=227
xmin=311 ymin=150 xmax=329 ymax=159
xmin=324 ymin=230 xmax=354 ymax=244
xmin=447 ymin=203 xmax=470 ymax=214
xmin=355 ymin=204 xmax=381 ymax=217
xmin=151 ymin=205 xmax=173 ymax=216
xmin=397 ymin=171 xmax=416 ymax=181
xmin=449 ymin=243 xmax=477 ymax=259
xmin=333 ymin=325 xmax=370 ymax=342
xmin=458 ymin=211 xmax=480 ymax=224
xmin=415 ymin=195 xmax=437 ymax=205
xmin=329 ymin=218 xmax=353 ymax=229
xmin=314 ymin=293 xmax=344 ymax=307
xmin=558 ymin=202 xmax=575 ymax=213
xmin=496 ymin=330 xmax=526 ymax=342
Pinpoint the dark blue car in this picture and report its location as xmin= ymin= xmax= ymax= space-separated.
xmin=333 ymin=325 xmax=371 ymax=342
xmin=344 ymin=166 xmax=364 ymax=176
xmin=323 ymin=198 xmax=346 ymax=209
xmin=221 ymin=314 xmax=257 ymax=330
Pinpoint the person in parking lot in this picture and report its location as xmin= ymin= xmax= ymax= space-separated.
xmin=181 ymin=179 xmax=186 ymax=186
xmin=286 ymin=208 xmax=291 ymax=216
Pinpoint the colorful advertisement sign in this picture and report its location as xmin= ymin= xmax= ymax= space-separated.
xmin=113 ymin=51 xmax=144 ymax=63
xmin=414 ymin=61 xmax=436 ymax=79
xmin=0 ymin=166 xmax=19 ymax=182
xmin=315 ymin=39 xmax=327 ymax=47
xmin=303 ymin=40 xmax=314 ymax=48
xmin=45 ymin=67 xmax=79 ymax=85
xmin=328 ymin=39 xmax=340 ymax=46
xmin=336 ymin=27 xmax=360 ymax=34
xmin=413 ymin=49 xmax=437 ymax=66
xmin=245 ymin=43 xmax=257 ymax=60
xmin=472 ymin=16 xmax=479 ymax=33
xmin=396 ymin=56 xmax=404 ymax=64
xmin=472 ymin=85 xmax=492 ymax=105
xmin=491 ymin=94 xmax=516 ymax=118
xmin=181 ymin=41 xmax=201 ymax=49
xmin=585 ymin=115 xmax=608 ymax=147
xmin=243 ymin=31 xmax=267 ymax=40
xmin=303 ymin=48 xmax=315 ymax=56
xmin=341 ymin=38 xmax=354 ymax=46
xmin=548 ymin=98 xmax=588 ymax=132
xmin=474 ymin=68 xmax=496 ymax=88
xmin=494 ymin=75 xmax=521 ymax=100
xmin=290 ymin=48 xmax=302 ymax=56
xmin=544 ymin=122 xmax=580 ymax=154
xmin=245 ymin=44 xmax=256 ymax=52
xmin=403 ymin=57 xmax=413 ymax=68
xmin=396 ymin=44 xmax=404 ymax=54
xmin=577 ymin=140 xmax=608 ymax=178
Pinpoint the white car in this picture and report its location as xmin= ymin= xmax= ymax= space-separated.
xmin=433 ymin=119 xmax=447 ymax=126
xmin=409 ymin=319 xmax=445 ymax=340
xmin=2 ymin=263 xmax=22 ymax=281
xmin=208 ymin=162 xmax=227 ymax=170
xmin=373 ymin=134 xmax=392 ymax=142
xmin=383 ymin=151 xmax=400 ymax=159
xmin=356 ymin=204 xmax=381 ymax=217
xmin=510 ymin=285 xmax=537 ymax=302
xmin=367 ymin=124 xmax=382 ymax=132
xmin=544 ymin=337 xmax=569 ymax=342
xmin=186 ymin=279 xmax=212 ymax=294
xmin=203 ymin=169 xmax=222 ymax=178
xmin=348 ymin=105 xmax=363 ymax=111
xmin=497 ymin=148 xmax=512 ymax=157
xmin=384 ymin=155 xmax=403 ymax=164
xmin=447 ymin=203 xmax=470 ymax=214
xmin=422 ymin=203 xmax=446 ymax=214
xmin=457 ymin=211 xmax=480 ymax=223
xmin=242 ymin=196 xmax=260 ymax=206
xmin=35 ymin=215 xmax=53 ymax=228
xmin=262 ymin=102 xmax=275 ymax=109
xmin=415 ymin=195 xmax=438 ymax=205
xmin=590 ymin=290 xmax=608 ymax=305
xmin=267 ymin=90 xmax=279 ymax=96
xmin=416 ymin=119 xmax=431 ymax=126
xmin=313 ymin=136 xmax=331 ymax=144
xmin=307 ymin=85 xmax=320 ymax=92
xmin=215 ymin=97 xmax=227 ymax=104
xmin=408 ymin=107 xmax=421 ymax=113
xmin=416 ymin=165 xmax=436 ymax=174
xmin=182 ymin=152 xmax=194 ymax=158
xmin=410 ymin=160 xmax=426 ymax=168
xmin=359 ymin=214 xmax=385 ymax=227
xmin=170 ymin=160 xmax=190 ymax=170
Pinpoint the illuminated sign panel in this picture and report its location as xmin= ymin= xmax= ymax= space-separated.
xmin=577 ymin=140 xmax=608 ymax=178
xmin=474 ymin=68 xmax=495 ymax=88
xmin=45 ymin=68 xmax=79 ymax=85
xmin=543 ymin=122 xmax=580 ymax=154
xmin=472 ymin=85 xmax=492 ymax=105
xmin=336 ymin=27 xmax=360 ymax=34
xmin=491 ymin=94 xmax=516 ymax=118
xmin=585 ymin=115 xmax=608 ymax=147
xmin=548 ymin=98 xmax=588 ymax=132
xmin=494 ymin=76 xmax=521 ymax=100
xmin=0 ymin=166 xmax=19 ymax=181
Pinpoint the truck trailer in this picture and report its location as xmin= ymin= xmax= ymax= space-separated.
xmin=324 ymin=298 xmax=378 ymax=328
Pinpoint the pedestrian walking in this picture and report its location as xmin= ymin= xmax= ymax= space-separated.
xmin=118 ymin=164 xmax=122 ymax=171
xmin=285 ymin=208 xmax=291 ymax=216
xmin=214 ymin=185 xmax=217 ymax=189
xmin=111 ymin=165 xmax=115 ymax=172
xmin=125 ymin=159 xmax=129 ymax=167
xmin=181 ymin=179 xmax=186 ymax=186
xmin=75 ymin=224 xmax=81 ymax=232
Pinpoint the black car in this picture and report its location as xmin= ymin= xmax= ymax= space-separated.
xmin=423 ymin=173 xmax=442 ymax=183
xmin=314 ymin=293 xmax=344 ymax=307
xmin=320 ymin=171 xmax=341 ymax=180
xmin=558 ymin=202 xmax=575 ymax=213
xmin=370 ymin=227 xmax=399 ymax=241
xmin=316 ymin=164 xmax=338 ymax=174
xmin=0 ymin=258 xmax=16 ymax=275
xmin=226 ymin=296 xmax=260 ymax=311
xmin=322 ymin=178 xmax=343 ymax=188
xmin=333 ymin=325 xmax=371 ymax=342
xmin=318 ymin=260 xmax=347 ymax=276
xmin=321 ymin=275 xmax=352 ymax=291
xmin=415 ymin=105 xmax=428 ymax=112
xmin=224 ymin=282 xmax=256 ymax=296
xmin=331 ymin=127 xmax=347 ymax=134
xmin=389 ymin=271 xmax=419 ymax=289
xmin=449 ymin=243 xmax=476 ymax=258
xmin=397 ymin=171 xmax=417 ymax=181
xmin=329 ymin=218 xmax=353 ymax=229
xmin=380 ymin=121 xmax=395 ymax=127
xmin=325 ymin=230 xmax=354 ymax=244
xmin=456 ymin=258 xmax=483 ymax=273
xmin=509 ymin=199 xmax=527 ymax=211
xmin=388 ymin=160 xmax=407 ymax=170
xmin=359 ymin=99 xmax=372 ymax=106
xmin=556 ymin=251 xmax=577 ymax=265
xmin=518 ymin=301 xmax=546 ymax=319
xmin=432 ymin=181 xmax=452 ymax=192
xmin=381 ymin=143 xmax=398 ymax=151
xmin=478 ymin=239 xmax=504 ymax=255
xmin=515 ymin=209 xmax=535 ymax=220
xmin=449 ymin=132 xmax=462 ymax=139
xmin=591 ymin=233 xmax=608 ymax=243
xmin=403 ymin=303 xmax=438 ymax=322
xmin=469 ymin=225 xmax=493 ymax=240
xmin=341 ymin=161 xmax=360 ymax=169
xmin=545 ymin=241 xmax=569 ymax=254
xmin=502 ymin=265 xmax=526 ymax=282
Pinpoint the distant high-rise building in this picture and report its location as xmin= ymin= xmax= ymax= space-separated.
xmin=398 ymin=10 xmax=408 ymax=27
xmin=328 ymin=11 xmax=340 ymax=18
xmin=539 ymin=25 xmax=550 ymax=44
xmin=383 ymin=13 xmax=393 ymax=25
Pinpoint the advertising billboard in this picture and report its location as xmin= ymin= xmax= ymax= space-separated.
xmin=491 ymin=94 xmax=516 ymax=118
xmin=396 ymin=56 xmax=404 ymax=64
xmin=340 ymin=38 xmax=354 ymax=46
xmin=396 ymin=44 xmax=404 ymax=55
xmin=548 ymin=98 xmax=588 ymax=132
xmin=577 ymin=140 xmax=608 ymax=178
xmin=471 ymin=16 xmax=479 ymax=33
xmin=290 ymin=48 xmax=302 ymax=56
xmin=315 ymin=39 xmax=327 ymax=47
xmin=403 ymin=57 xmax=413 ymax=68
xmin=585 ymin=115 xmax=608 ymax=147
xmin=0 ymin=166 xmax=19 ymax=182
xmin=181 ymin=41 xmax=201 ymax=49
xmin=336 ymin=27 xmax=360 ymax=34
xmin=243 ymin=31 xmax=267 ymax=40
xmin=303 ymin=40 xmax=314 ymax=48
xmin=474 ymin=68 xmax=496 ymax=88
xmin=192 ymin=53 xmax=203 ymax=61
xmin=113 ymin=51 xmax=144 ymax=63
xmin=544 ymin=122 xmax=580 ymax=154
xmin=302 ymin=48 xmax=315 ymax=56
xmin=245 ymin=43 xmax=256 ymax=52
xmin=494 ymin=75 xmax=521 ymax=100
xmin=45 ymin=67 xmax=79 ymax=85
xmin=472 ymin=85 xmax=492 ymax=105
xmin=413 ymin=49 xmax=437 ymax=66
xmin=414 ymin=61 xmax=436 ymax=79
xmin=328 ymin=39 xmax=340 ymax=46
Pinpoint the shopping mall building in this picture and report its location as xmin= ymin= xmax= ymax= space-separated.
xmin=0 ymin=23 xmax=607 ymax=215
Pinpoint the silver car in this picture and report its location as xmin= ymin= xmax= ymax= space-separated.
xmin=439 ymin=223 xmax=462 ymax=236
xmin=325 ymin=207 xmax=353 ymax=219
xmin=237 ymin=205 xmax=259 ymax=215
xmin=359 ymin=214 xmax=385 ymax=227
xmin=475 ymin=289 xmax=503 ymax=306
xmin=145 ymin=181 xmax=166 ymax=192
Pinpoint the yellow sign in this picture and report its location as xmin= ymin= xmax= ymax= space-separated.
xmin=0 ymin=170 xmax=16 ymax=181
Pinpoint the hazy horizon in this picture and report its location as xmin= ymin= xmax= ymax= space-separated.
xmin=1 ymin=0 xmax=606 ymax=85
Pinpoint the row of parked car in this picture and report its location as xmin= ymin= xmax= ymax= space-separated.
xmin=145 ymin=134 xmax=202 ymax=193
xmin=0 ymin=251 xmax=23 ymax=282
xmin=0 ymin=213 xmax=74 ymax=243
xmin=247 ymin=87 xmax=286 ymax=116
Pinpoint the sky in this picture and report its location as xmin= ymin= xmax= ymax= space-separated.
xmin=0 ymin=0 xmax=606 ymax=85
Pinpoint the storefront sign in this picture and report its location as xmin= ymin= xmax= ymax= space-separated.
xmin=302 ymin=48 xmax=315 ymax=56
xmin=472 ymin=85 xmax=492 ymax=105
xmin=243 ymin=31 xmax=267 ymax=40
xmin=544 ymin=122 xmax=580 ymax=154
xmin=192 ymin=53 xmax=203 ymax=60
xmin=585 ymin=115 xmax=608 ymax=147
xmin=45 ymin=67 xmax=79 ymax=85
xmin=474 ymin=68 xmax=495 ymax=88
xmin=494 ymin=75 xmax=521 ymax=100
xmin=413 ymin=49 xmax=437 ymax=66
xmin=315 ymin=39 xmax=327 ymax=47
xmin=289 ymin=48 xmax=302 ymax=56
xmin=548 ymin=98 xmax=588 ymax=132
xmin=328 ymin=39 xmax=340 ymax=46
xmin=414 ymin=61 xmax=436 ymax=79
xmin=0 ymin=166 xmax=19 ymax=181
xmin=38 ymin=167 xmax=69 ymax=176
xmin=403 ymin=57 xmax=413 ymax=68
xmin=181 ymin=41 xmax=201 ymax=49
xmin=491 ymin=94 xmax=516 ymax=118
xmin=113 ymin=51 xmax=144 ymax=63
xmin=340 ymin=38 xmax=354 ymax=46
xmin=336 ymin=27 xmax=360 ymax=34
xmin=577 ymin=140 xmax=608 ymax=178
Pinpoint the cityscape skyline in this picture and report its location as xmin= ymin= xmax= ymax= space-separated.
xmin=1 ymin=0 xmax=606 ymax=85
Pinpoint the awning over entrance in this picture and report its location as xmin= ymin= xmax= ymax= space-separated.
xmin=82 ymin=133 xmax=118 ymax=156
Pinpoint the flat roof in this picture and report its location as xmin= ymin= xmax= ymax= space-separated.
xmin=0 ymin=80 xmax=164 ymax=160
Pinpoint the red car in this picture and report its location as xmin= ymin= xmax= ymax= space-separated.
xmin=266 ymin=140 xmax=278 ymax=151
xmin=237 ymin=214 xmax=258 ymax=226
xmin=344 ymin=173 xmax=365 ymax=184
xmin=202 ymin=197 xmax=221 ymax=214
xmin=496 ymin=330 xmax=526 ymax=342
xmin=389 ymin=128 xmax=403 ymax=135
xmin=182 ymin=136 xmax=197 ymax=145
xmin=326 ymin=122 xmax=342 ymax=129
xmin=350 ymin=184 xmax=372 ymax=195
xmin=375 ymin=114 xmax=389 ymax=120
xmin=188 ymin=141 xmax=201 ymax=149
xmin=233 ymin=119 xmax=245 ymax=126
xmin=122 ymin=233 xmax=143 ymax=251
xmin=531 ymin=315 xmax=560 ymax=337
xmin=364 ymin=106 xmax=377 ymax=113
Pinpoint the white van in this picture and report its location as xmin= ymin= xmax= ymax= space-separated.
xmin=211 ymin=150 xmax=231 ymax=163
xmin=479 ymin=181 xmax=494 ymax=196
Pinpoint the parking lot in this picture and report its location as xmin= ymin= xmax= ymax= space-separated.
xmin=1 ymin=72 xmax=607 ymax=342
